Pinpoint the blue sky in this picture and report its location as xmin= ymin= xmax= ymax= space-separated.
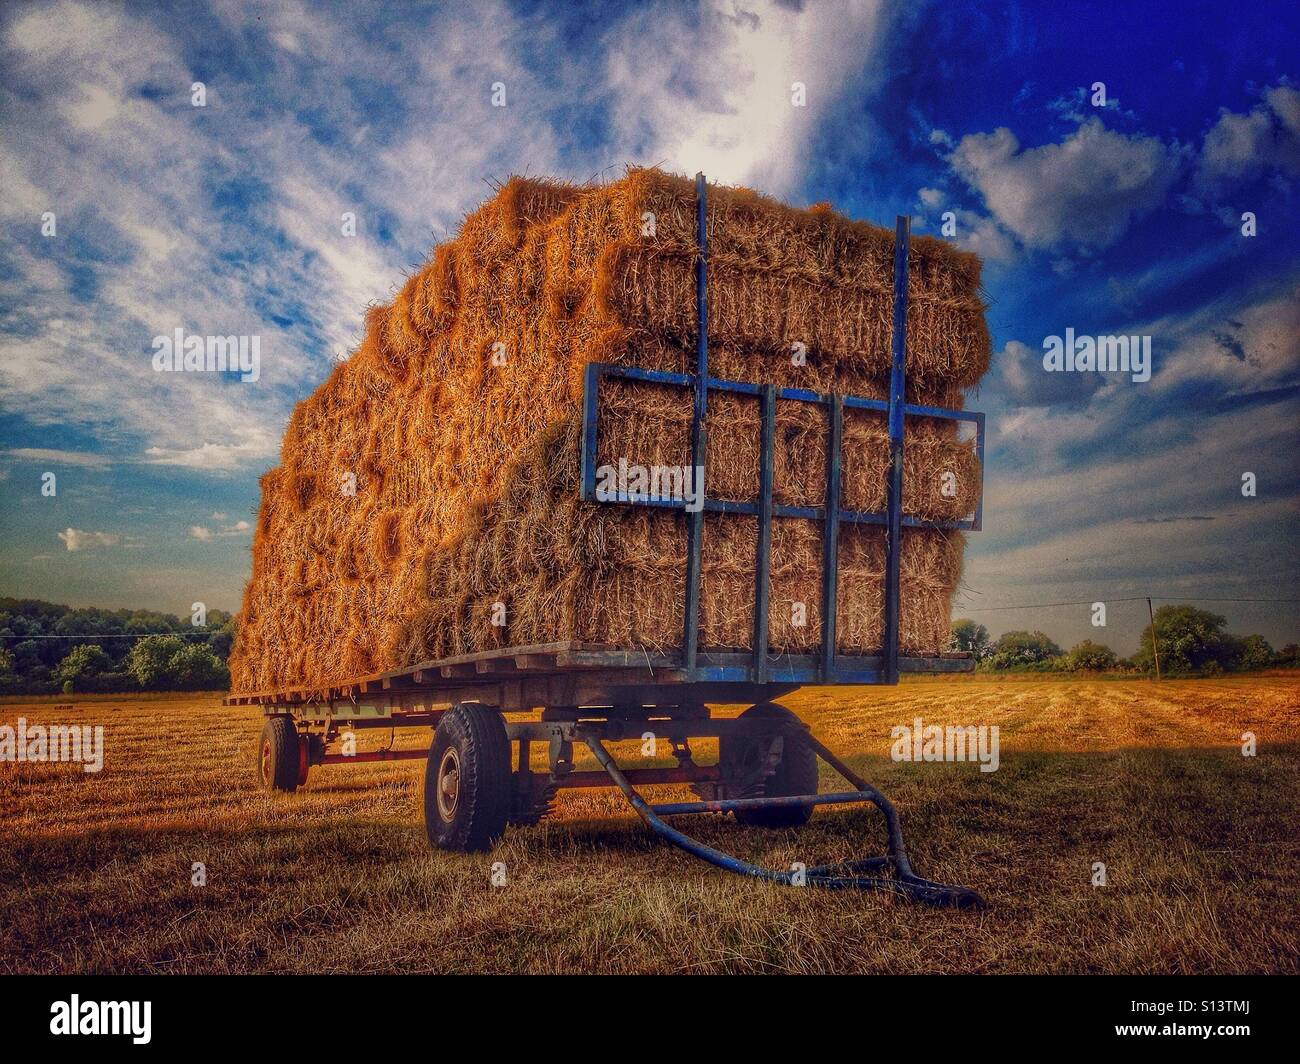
xmin=1 ymin=0 xmax=1297 ymax=655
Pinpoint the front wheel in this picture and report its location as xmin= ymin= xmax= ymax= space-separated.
xmin=257 ymin=716 xmax=303 ymax=793
xmin=424 ymin=703 xmax=511 ymax=852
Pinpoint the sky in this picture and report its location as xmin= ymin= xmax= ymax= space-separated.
xmin=1 ymin=0 xmax=1297 ymax=656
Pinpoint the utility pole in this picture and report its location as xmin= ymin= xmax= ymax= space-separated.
xmin=1147 ymin=597 xmax=1162 ymax=680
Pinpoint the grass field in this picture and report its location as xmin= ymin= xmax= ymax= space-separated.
xmin=2 ymin=675 xmax=1298 ymax=974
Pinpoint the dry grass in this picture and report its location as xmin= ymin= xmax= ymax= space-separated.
xmin=3 ymin=674 xmax=1296 ymax=974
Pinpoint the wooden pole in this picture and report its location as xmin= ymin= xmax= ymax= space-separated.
xmin=1147 ymin=597 xmax=1162 ymax=680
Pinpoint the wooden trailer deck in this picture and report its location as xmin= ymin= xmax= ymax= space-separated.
xmin=224 ymin=641 xmax=974 ymax=717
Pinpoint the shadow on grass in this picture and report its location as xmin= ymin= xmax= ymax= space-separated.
xmin=9 ymin=742 xmax=1295 ymax=886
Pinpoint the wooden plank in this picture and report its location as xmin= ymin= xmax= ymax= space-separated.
xmin=514 ymin=653 xmax=558 ymax=670
xmin=223 ymin=639 xmax=971 ymax=705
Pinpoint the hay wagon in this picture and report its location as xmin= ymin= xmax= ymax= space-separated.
xmin=227 ymin=177 xmax=987 ymax=907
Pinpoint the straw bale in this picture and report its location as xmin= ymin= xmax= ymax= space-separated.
xmin=231 ymin=168 xmax=988 ymax=693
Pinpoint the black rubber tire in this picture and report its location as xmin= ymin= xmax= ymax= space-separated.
xmin=258 ymin=716 xmax=301 ymax=793
xmin=720 ymin=702 xmax=818 ymax=828
xmin=425 ymin=703 xmax=511 ymax=852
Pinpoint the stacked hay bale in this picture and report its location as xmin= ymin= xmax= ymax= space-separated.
xmin=230 ymin=169 xmax=989 ymax=693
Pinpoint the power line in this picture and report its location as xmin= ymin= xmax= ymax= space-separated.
xmin=954 ymin=596 xmax=1300 ymax=612
xmin=0 ymin=632 xmax=217 ymax=639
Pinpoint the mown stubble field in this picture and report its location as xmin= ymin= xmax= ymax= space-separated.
xmin=2 ymin=674 xmax=1298 ymax=974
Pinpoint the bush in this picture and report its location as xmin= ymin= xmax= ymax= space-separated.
xmin=1067 ymin=640 xmax=1118 ymax=671
xmin=1235 ymin=634 xmax=1273 ymax=672
xmin=984 ymin=630 xmax=1063 ymax=670
xmin=83 ymin=670 xmax=134 ymax=693
xmin=126 ymin=635 xmax=188 ymax=688
xmin=1134 ymin=605 xmax=1232 ymax=674
xmin=125 ymin=635 xmax=229 ymax=690
xmin=950 ymin=619 xmax=992 ymax=660
xmin=166 ymin=644 xmax=229 ymax=689
xmin=54 ymin=644 xmax=113 ymax=690
xmin=0 ymin=598 xmax=233 ymax=691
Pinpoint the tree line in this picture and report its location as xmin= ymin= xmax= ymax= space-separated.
xmin=0 ymin=598 xmax=233 ymax=694
xmin=1 ymin=598 xmax=1293 ymax=692
xmin=951 ymin=605 xmax=1297 ymax=675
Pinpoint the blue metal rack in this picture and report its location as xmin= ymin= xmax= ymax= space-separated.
xmin=579 ymin=172 xmax=986 ymax=689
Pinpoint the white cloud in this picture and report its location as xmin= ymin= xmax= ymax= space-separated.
xmin=3 ymin=448 xmax=110 ymax=467
xmin=57 ymin=528 xmax=120 ymax=551
xmin=191 ymin=518 xmax=251 ymax=541
xmin=602 ymin=0 xmax=889 ymax=195
xmin=948 ymin=118 xmax=1183 ymax=250
xmin=60 ymin=82 xmax=121 ymax=131
xmin=980 ymin=288 xmax=1300 ymax=596
xmin=915 ymin=198 xmax=1016 ymax=264
xmin=143 ymin=442 xmax=275 ymax=469
xmin=1195 ymin=84 xmax=1300 ymax=193
xmin=0 ymin=0 xmax=900 ymax=484
xmin=951 ymin=209 xmax=1017 ymax=264
xmin=996 ymin=339 xmax=1103 ymax=407
xmin=1144 ymin=285 xmax=1300 ymax=396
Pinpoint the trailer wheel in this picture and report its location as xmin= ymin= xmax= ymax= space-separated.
xmin=425 ymin=703 xmax=511 ymax=852
xmin=258 ymin=716 xmax=302 ymax=793
xmin=721 ymin=702 xmax=818 ymax=828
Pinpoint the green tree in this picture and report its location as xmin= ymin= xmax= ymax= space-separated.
xmin=985 ymin=630 xmax=1062 ymax=669
xmin=1236 ymin=634 xmax=1274 ymax=672
xmin=166 ymin=644 xmax=229 ymax=689
xmin=205 ymin=613 xmax=236 ymax=659
xmin=126 ymin=634 xmax=188 ymax=688
xmin=10 ymin=639 xmax=45 ymax=677
xmin=1067 ymin=639 xmax=1118 ymax=671
xmin=54 ymin=644 xmax=112 ymax=689
xmin=1134 ymin=605 xmax=1230 ymax=674
xmin=950 ymin=619 xmax=992 ymax=660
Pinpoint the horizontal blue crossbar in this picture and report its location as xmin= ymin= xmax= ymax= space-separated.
xmin=580 ymin=361 xmax=986 ymax=532
xmin=596 ymin=362 xmax=984 ymax=424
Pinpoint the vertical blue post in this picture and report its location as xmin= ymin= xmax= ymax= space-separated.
xmin=883 ymin=216 xmax=909 ymax=685
xmin=682 ymin=173 xmax=709 ymax=672
xmin=579 ymin=362 xmax=601 ymax=501
xmin=753 ymin=383 xmax=775 ymax=683
xmin=820 ymin=395 xmax=843 ymax=682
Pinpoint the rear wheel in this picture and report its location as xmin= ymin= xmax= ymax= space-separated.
xmin=424 ymin=703 xmax=511 ymax=852
xmin=258 ymin=716 xmax=302 ymax=793
xmin=720 ymin=702 xmax=818 ymax=828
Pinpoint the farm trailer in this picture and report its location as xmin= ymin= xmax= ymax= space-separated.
xmin=226 ymin=176 xmax=988 ymax=907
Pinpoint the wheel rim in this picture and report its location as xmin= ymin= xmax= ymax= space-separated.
xmin=260 ymin=738 xmax=272 ymax=784
xmin=436 ymin=747 xmax=461 ymax=821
